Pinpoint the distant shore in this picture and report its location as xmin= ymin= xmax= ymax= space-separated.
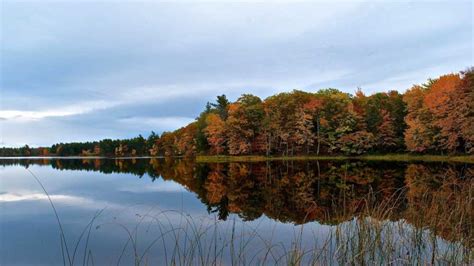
xmin=1 ymin=154 xmax=473 ymax=164
xmin=196 ymin=154 xmax=474 ymax=164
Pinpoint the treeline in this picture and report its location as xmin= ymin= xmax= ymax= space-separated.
xmin=0 ymin=133 xmax=160 ymax=157
xmin=168 ymin=68 xmax=473 ymax=156
xmin=1 ymin=68 xmax=472 ymax=157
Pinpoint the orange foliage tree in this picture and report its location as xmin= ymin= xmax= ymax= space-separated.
xmin=204 ymin=113 xmax=227 ymax=155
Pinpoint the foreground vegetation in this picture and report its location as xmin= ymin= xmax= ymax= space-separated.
xmin=1 ymin=68 xmax=473 ymax=158
xmin=57 ymin=206 xmax=473 ymax=265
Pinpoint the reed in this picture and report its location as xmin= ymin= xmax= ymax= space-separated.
xmin=29 ymin=169 xmax=473 ymax=265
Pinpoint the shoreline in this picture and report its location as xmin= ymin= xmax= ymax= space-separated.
xmin=196 ymin=154 xmax=474 ymax=163
xmin=1 ymin=154 xmax=473 ymax=163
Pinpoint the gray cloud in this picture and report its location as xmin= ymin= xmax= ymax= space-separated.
xmin=1 ymin=0 xmax=472 ymax=146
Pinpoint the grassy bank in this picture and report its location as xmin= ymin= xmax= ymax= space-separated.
xmin=196 ymin=154 xmax=474 ymax=163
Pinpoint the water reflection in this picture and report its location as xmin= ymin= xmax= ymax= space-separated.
xmin=2 ymin=158 xmax=472 ymax=247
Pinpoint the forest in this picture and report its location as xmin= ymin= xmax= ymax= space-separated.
xmin=1 ymin=68 xmax=472 ymax=157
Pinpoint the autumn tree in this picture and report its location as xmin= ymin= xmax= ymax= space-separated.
xmin=264 ymin=91 xmax=309 ymax=155
xmin=403 ymin=85 xmax=437 ymax=152
xmin=293 ymin=107 xmax=315 ymax=154
xmin=404 ymin=74 xmax=470 ymax=154
xmin=425 ymin=73 xmax=472 ymax=153
xmin=292 ymin=95 xmax=325 ymax=155
xmin=204 ymin=113 xmax=227 ymax=155
xmin=376 ymin=109 xmax=398 ymax=151
xmin=315 ymin=89 xmax=374 ymax=154
xmin=332 ymin=104 xmax=375 ymax=155
xmin=304 ymin=97 xmax=324 ymax=155
xmin=175 ymin=123 xmax=198 ymax=157
xmin=195 ymin=95 xmax=230 ymax=154
xmin=226 ymin=94 xmax=264 ymax=155
xmin=157 ymin=132 xmax=176 ymax=156
xmin=455 ymin=68 xmax=474 ymax=153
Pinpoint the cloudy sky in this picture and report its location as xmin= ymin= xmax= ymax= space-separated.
xmin=1 ymin=0 xmax=472 ymax=147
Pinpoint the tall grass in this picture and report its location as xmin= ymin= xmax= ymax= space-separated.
xmin=28 ymin=169 xmax=473 ymax=266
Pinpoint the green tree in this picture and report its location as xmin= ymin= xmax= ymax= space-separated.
xmin=211 ymin=94 xmax=230 ymax=120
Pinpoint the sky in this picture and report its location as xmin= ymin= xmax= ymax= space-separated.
xmin=1 ymin=0 xmax=472 ymax=147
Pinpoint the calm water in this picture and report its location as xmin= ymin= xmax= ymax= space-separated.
xmin=0 ymin=158 xmax=472 ymax=265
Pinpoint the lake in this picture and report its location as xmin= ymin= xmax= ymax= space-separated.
xmin=1 ymin=158 xmax=472 ymax=265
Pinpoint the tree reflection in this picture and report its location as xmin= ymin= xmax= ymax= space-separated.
xmin=404 ymin=164 xmax=473 ymax=247
xmin=1 ymin=158 xmax=471 ymax=247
